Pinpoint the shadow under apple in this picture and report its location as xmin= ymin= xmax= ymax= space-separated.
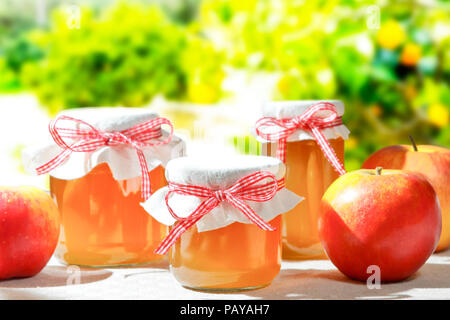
xmin=0 ymin=266 xmax=113 ymax=288
xmin=244 ymin=248 xmax=450 ymax=300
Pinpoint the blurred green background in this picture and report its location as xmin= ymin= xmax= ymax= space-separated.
xmin=0 ymin=0 xmax=449 ymax=180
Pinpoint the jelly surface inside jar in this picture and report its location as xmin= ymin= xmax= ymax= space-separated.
xmin=50 ymin=163 xmax=168 ymax=267
xmin=264 ymin=138 xmax=345 ymax=260
xmin=170 ymin=216 xmax=282 ymax=291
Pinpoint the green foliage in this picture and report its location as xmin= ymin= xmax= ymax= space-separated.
xmin=0 ymin=0 xmax=43 ymax=91
xmin=0 ymin=57 xmax=21 ymax=92
xmin=17 ymin=1 xmax=224 ymax=114
xmin=181 ymin=32 xmax=225 ymax=103
xmin=1 ymin=0 xmax=449 ymax=169
xmin=230 ymin=135 xmax=261 ymax=156
xmin=21 ymin=3 xmax=190 ymax=113
xmin=3 ymin=36 xmax=44 ymax=73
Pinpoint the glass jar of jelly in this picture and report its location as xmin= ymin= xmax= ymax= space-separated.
xmin=255 ymin=100 xmax=349 ymax=260
xmin=143 ymin=155 xmax=302 ymax=291
xmin=23 ymin=107 xmax=185 ymax=267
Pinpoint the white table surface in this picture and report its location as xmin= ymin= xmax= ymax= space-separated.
xmin=1 ymin=249 xmax=449 ymax=300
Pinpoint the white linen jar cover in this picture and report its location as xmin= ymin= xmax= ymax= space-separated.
xmin=142 ymin=155 xmax=303 ymax=233
xmin=22 ymin=107 xmax=186 ymax=182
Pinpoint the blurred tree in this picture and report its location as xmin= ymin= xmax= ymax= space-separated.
xmin=0 ymin=0 xmax=48 ymax=91
xmin=20 ymin=1 xmax=224 ymax=113
xmin=1 ymin=0 xmax=448 ymax=170
xmin=0 ymin=0 xmax=204 ymax=92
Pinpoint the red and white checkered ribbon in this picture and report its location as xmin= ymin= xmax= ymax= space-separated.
xmin=255 ymin=102 xmax=346 ymax=176
xmin=36 ymin=115 xmax=173 ymax=200
xmin=155 ymin=171 xmax=285 ymax=255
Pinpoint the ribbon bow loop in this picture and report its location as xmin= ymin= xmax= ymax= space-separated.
xmin=294 ymin=102 xmax=339 ymax=128
xmin=36 ymin=114 xmax=174 ymax=200
xmin=255 ymin=117 xmax=293 ymax=141
xmin=228 ymin=170 xmax=279 ymax=202
xmin=47 ymin=115 xmax=102 ymax=151
xmin=155 ymin=171 xmax=282 ymax=255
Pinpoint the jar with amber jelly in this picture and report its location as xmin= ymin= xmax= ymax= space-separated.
xmin=254 ymin=100 xmax=349 ymax=260
xmin=22 ymin=107 xmax=185 ymax=267
xmin=142 ymin=155 xmax=302 ymax=291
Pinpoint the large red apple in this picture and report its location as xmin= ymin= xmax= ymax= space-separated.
xmin=362 ymin=143 xmax=450 ymax=252
xmin=319 ymin=168 xmax=441 ymax=282
xmin=0 ymin=186 xmax=60 ymax=280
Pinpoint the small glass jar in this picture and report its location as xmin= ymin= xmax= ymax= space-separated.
xmin=170 ymin=216 xmax=282 ymax=291
xmin=50 ymin=163 xmax=167 ymax=267
xmin=23 ymin=107 xmax=185 ymax=267
xmin=257 ymin=100 xmax=349 ymax=260
xmin=143 ymin=155 xmax=302 ymax=291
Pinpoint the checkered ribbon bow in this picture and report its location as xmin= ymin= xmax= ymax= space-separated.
xmin=155 ymin=171 xmax=285 ymax=255
xmin=36 ymin=115 xmax=173 ymax=200
xmin=255 ymin=102 xmax=346 ymax=176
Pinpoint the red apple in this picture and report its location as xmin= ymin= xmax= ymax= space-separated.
xmin=362 ymin=143 xmax=450 ymax=252
xmin=319 ymin=168 xmax=441 ymax=282
xmin=0 ymin=186 xmax=60 ymax=280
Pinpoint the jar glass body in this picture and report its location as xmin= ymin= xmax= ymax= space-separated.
xmin=263 ymin=138 xmax=345 ymax=260
xmin=50 ymin=163 xmax=168 ymax=267
xmin=169 ymin=216 xmax=282 ymax=291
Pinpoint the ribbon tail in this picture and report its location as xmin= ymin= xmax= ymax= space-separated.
xmin=227 ymin=195 xmax=275 ymax=231
xmin=276 ymin=137 xmax=287 ymax=163
xmin=35 ymin=138 xmax=104 ymax=175
xmin=135 ymin=149 xmax=152 ymax=200
xmin=155 ymin=216 xmax=202 ymax=255
xmin=35 ymin=148 xmax=73 ymax=175
xmin=310 ymin=126 xmax=346 ymax=176
xmin=158 ymin=197 xmax=220 ymax=254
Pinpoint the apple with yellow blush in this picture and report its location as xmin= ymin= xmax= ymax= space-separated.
xmin=362 ymin=140 xmax=450 ymax=252
xmin=0 ymin=186 xmax=60 ymax=280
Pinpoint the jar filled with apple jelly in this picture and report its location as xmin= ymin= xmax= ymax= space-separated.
xmin=142 ymin=155 xmax=302 ymax=291
xmin=254 ymin=100 xmax=349 ymax=260
xmin=22 ymin=107 xmax=185 ymax=267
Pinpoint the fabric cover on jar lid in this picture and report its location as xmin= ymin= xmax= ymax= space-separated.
xmin=253 ymin=100 xmax=350 ymax=142
xmin=22 ymin=107 xmax=186 ymax=181
xmin=142 ymin=155 xmax=303 ymax=232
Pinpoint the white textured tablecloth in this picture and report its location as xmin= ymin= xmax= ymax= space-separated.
xmin=1 ymin=249 xmax=449 ymax=300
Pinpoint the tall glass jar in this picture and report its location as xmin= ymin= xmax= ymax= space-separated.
xmin=142 ymin=155 xmax=302 ymax=291
xmin=256 ymin=100 xmax=349 ymax=260
xmin=23 ymin=107 xmax=185 ymax=267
